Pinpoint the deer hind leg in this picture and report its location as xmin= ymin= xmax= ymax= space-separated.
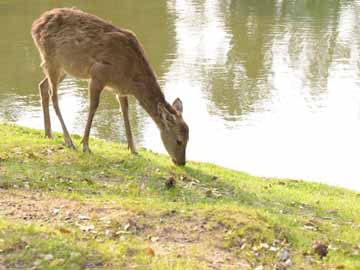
xmin=38 ymin=74 xmax=66 ymax=139
xmin=45 ymin=64 xmax=75 ymax=149
xmin=81 ymin=78 xmax=104 ymax=153
xmin=117 ymin=95 xmax=137 ymax=154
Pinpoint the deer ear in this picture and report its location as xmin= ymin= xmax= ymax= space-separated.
xmin=158 ymin=103 xmax=176 ymax=128
xmin=172 ymin=98 xmax=183 ymax=113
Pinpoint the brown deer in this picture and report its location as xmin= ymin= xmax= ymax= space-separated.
xmin=31 ymin=8 xmax=189 ymax=165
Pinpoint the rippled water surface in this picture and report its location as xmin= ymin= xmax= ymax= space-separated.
xmin=1 ymin=0 xmax=360 ymax=190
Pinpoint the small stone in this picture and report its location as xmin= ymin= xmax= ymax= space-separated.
xmin=278 ymin=248 xmax=290 ymax=261
xmin=180 ymin=175 xmax=190 ymax=182
xmin=284 ymin=259 xmax=292 ymax=266
xmin=43 ymin=254 xmax=54 ymax=261
xmin=276 ymin=259 xmax=292 ymax=270
xmin=70 ymin=252 xmax=81 ymax=259
xmin=34 ymin=259 xmax=42 ymax=266
xmin=260 ymin=243 xmax=270 ymax=249
xmin=205 ymin=189 xmax=213 ymax=197
xmin=165 ymin=176 xmax=176 ymax=189
xmin=313 ymin=241 xmax=328 ymax=258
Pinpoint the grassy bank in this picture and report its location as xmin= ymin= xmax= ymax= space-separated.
xmin=0 ymin=122 xmax=359 ymax=269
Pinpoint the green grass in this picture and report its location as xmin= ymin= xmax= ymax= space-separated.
xmin=0 ymin=122 xmax=360 ymax=269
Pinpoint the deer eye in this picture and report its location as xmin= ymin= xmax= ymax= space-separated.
xmin=176 ymin=139 xmax=182 ymax=146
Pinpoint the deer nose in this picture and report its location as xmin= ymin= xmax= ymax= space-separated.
xmin=172 ymin=158 xmax=186 ymax=166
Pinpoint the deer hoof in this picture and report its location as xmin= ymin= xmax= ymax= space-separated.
xmin=67 ymin=144 xmax=76 ymax=150
xmin=128 ymin=145 xmax=137 ymax=154
xmin=82 ymin=145 xmax=92 ymax=153
xmin=65 ymin=138 xmax=76 ymax=149
xmin=130 ymin=148 xmax=138 ymax=155
xmin=44 ymin=132 xmax=53 ymax=139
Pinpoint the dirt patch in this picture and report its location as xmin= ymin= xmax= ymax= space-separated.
xmin=0 ymin=191 xmax=138 ymax=232
xmin=0 ymin=189 xmax=252 ymax=270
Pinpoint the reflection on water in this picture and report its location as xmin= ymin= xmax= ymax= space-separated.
xmin=1 ymin=0 xmax=360 ymax=190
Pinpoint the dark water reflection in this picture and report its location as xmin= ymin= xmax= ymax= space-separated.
xmin=1 ymin=0 xmax=360 ymax=190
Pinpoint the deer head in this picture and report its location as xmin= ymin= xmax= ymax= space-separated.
xmin=158 ymin=98 xmax=189 ymax=165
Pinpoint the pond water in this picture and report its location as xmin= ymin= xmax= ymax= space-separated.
xmin=1 ymin=0 xmax=360 ymax=190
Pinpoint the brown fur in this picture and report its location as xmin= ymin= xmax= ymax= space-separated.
xmin=31 ymin=8 xmax=189 ymax=165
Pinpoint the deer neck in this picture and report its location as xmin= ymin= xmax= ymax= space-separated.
xmin=132 ymin=79 xmax=167 ymax=129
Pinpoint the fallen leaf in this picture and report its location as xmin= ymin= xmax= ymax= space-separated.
xmin=78 ymin=215 xmax=90 ymax=221
xmin=49 ymin=258 xmax=65 ymax=266
xmin=58 ymin=227 xmax=72 ymax=234
xmin=124 ymin=223 xmax=131 ymax=231
xmin=304 ymin=224 xmax=317 ymax=231
xmin=0 ymin=154 xmax=8 ymax=161
xmin=115 ymin=230 xmax=131 ymax=235
xmin=151 ymin=236 xmax=160 ymax=242
xmin=79 ymin=224 xmax=95 ymax=232
xmin=146 ymin=247 xmax=155 ymax=256
xmin=70 ymin=252 xmax=81 ymax=258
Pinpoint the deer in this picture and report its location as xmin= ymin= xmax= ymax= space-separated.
xmin=31 ymin=8 xmax=189 ymax=165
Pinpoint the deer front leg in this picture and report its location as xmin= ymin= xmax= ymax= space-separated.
xmin=117 ymin=95 xmax=137 ymax=154
xmin=39 ymin=78 xmax=52 ymax=139
xmin=81 ymin=79 xmax=104 ymax=153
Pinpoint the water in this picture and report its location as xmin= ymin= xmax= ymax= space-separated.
xmin=1 ymin=0 xmax=360 ymax=190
